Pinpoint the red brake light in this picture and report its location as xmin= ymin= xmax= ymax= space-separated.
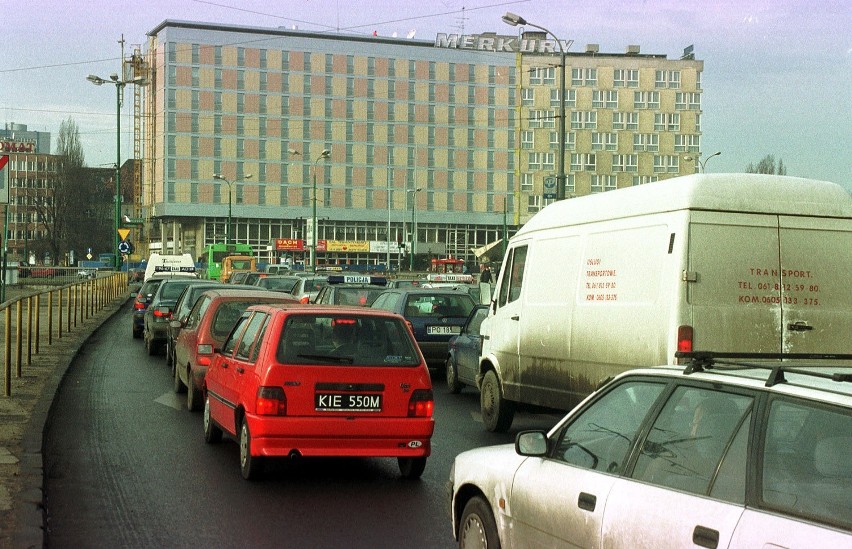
xmin=134 ymin=298 xmax=146 ymax=310
xmin=256 ymin=386 xmax=287 ymax=416
xmin=677 ymin=325 xmax=693 ymax=354
xmin=153 ymin=308 xmax=171 ymax=319
xmin=407 ymin=389 xmax=434 ymax=418
xmin=299 ymin=295 xmax=310 ymax=304
xmin=332 ymin=318 xmax=357 ymax=326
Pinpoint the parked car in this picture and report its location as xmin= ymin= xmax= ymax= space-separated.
xmin=288 ymin=275 xmax=329 ymax=303
xmin=445 ymin=304 xmax=489 ymax=393
xmin=30 ymin=266 xmax=56 ymax=277
xmin=371 ymin=288 xmax=476 ymax=369
xmin=313 ymin=275 xmax=387 ymax=307
xmin=142 ymin=278 xmax=211 ymax=355
xmin=449 ymin=353 xmax=852 ymax=548
xmin=172 ymin=289 xmax=297 ymax=411
xmin=254 ymin=275 xmax=301 ymax=293
xmin=203 ymin=304 xmax=435 ymax=480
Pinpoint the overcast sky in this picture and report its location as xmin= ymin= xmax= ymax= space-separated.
xmin=1 ymin=0 xmax=849 ymax=190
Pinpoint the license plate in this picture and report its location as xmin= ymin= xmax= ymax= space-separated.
xmin=315 ymin=393 xmax=382 ymax=412
xmin=427 ymin=325 xmax=461 ymax=335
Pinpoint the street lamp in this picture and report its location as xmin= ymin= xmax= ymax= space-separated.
xmin=311 ymin=149 xmax=331 ymax=272
xmin=213 ymin=173 xmax=252 ymax=244
xmin=685 ymin=151 xmax=722 ymax=173
xmin=503 ymin=12 xmax=569 ymax=200
xmin=87 ymin=72 xmax=148 ymax=270
xmin=407 ymin=188 xmax=422 ymax=271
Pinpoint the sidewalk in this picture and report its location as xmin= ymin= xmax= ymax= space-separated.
xmin=0 ymin=286 xmax=128 ymax=549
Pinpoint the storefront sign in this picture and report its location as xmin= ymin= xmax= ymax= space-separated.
xmin=434 ymin=33 xmax=573 ymax=54
xmin=326 ymin=240 xmax=370 ymax=253
xmin=274 ymin=238 xmax=305 ymax=251
xmin=1 ymin=140 xmax=36 ymax=153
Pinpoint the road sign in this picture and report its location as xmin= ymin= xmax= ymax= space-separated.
xmin=118 ymin=240 xmax=134 ymax=254
xmin=118 ymin=228 xmax=131 ymax=241
xmin=543 ymin=176 xmax=557 ymax=199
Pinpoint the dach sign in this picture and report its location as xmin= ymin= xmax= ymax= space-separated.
xmin=435 ymin=33 xmax=572 ymax=54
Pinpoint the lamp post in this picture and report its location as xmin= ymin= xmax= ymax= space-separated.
xmin=684 ymin=151 xmax=721 ymax=173
xmin=311 ymin=149 xmax=331 ymax=272
xmin=503 ymin=12 xmax=569 ymax=201
xmin=213 ymin=173 xmax=252 ymax=245
xmin=87 ymin=72 xmax=147 ymax=270
xmin=407 ymin=188 xmax=422 ymax=271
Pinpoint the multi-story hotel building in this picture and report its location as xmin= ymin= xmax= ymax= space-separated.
xmin=142 ymin=21 xmax=703 ymax=270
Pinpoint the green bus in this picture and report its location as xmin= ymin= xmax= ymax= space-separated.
xmin=200 ymin=243 xmax=254 ymax=281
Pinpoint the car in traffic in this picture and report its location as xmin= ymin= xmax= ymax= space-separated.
xmin=313 ymin=274 xmax=387 ymax=306
xmin=370 ymin=288 xmax=476 ymax=369
xmin=132 ymin=275 xmax=171 ymax=338
xmin=172 ymin=289 xmax=297 ymax=411
xmin=203 ymin=304 xmax=435 ymax=480
xmin=449 ymin=353 xmax=852 ymax=547
xmin=227 ymin=271 xmax=249 ymax=284
xmin=254 ymin=274 xmax=301 ymax=293
xmin=242 ymin=271 xmax=266 ymax=286
xmin=445 ymin=304 xmax=489 ymax=393
xmin=288 ymin=275 xmax=329 ymax=303
xmin=142 ymin=278 xmax=212 ymax=355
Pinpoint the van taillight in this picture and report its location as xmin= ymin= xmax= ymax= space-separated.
xmin=256 ymin=386 xmax=287 ymax=416
xmin=299 ymin=296 xmax=310 ymax=304
xmin=677 ymin=325 xmax=693 ymax=354
xmin=408 ymin=389 xmax=434 ymax=418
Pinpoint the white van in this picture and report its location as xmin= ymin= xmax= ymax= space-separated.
xmin=478 ymin=174 xmax=852 ymax=431
xmin=143 ymin=253 xmax=197 ymax=281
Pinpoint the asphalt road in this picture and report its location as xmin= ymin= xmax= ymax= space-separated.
xmin=42 ymin=301 xmax=561 ymax=548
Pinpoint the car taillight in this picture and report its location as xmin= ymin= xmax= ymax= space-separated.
xmin=256 ymin=386 xmax=287 ymax=416
xmin=677 ymin=325 xmax=693 ymax=361
xmin=153 ymin=308 xmax=171 ymax=319
xmin=407 ymin=389 xmax=434 ymax=418
xmin=134 ymin=299 xmax=146 ymax=310
xmin=299 ymin=295 xmax=310 ymax=304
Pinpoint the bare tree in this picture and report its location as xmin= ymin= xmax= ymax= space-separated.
xmin=746 ymin=155 xmax=787 ymax=175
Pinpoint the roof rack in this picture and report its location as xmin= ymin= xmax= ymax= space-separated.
xmin=675 ymin=351 xmax=852 ymax=387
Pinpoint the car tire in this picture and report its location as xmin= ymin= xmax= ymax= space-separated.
xmin=480 ymin=370 xmax=515 ymax=433
xmin=459 ymin=496 xmax=501 ymax=549
xmin=240 ymin=418 xmax=264 ymax=480
xmin=146 ymin=334 xmax=158 ymax=356
xmin=446 ymin=356 xmax=463 ymax=394
xmin=132 ymin=326 xmax=142 ymax=339
xmin=203 ymin=395 xmax=222 ymax=444
xmin=397 ymin=456 xmax=427 ymax=480
xmin=173 ymin=362 xmax=186 ymax=394
xmin=187 ymin=373 xmax=202 ymax=412
xmin=165 ymin=342 xmax=173 ymax=367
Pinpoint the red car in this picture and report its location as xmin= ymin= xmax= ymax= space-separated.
xmin=203 ymin=304 xmax=435 ymax=480
xmin=172 ymin=289 xmax=297 ymax=412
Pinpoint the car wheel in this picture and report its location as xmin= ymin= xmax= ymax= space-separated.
xmin=146 ymin=335 xmax=157 ymax=356
xmin=165 ymin=342 xmax=173 ymax=367
xmin=480 ymin=370 xmax=515 ymax=433
xmin=187 ymin=372 xmax=202 ymax=412
xmin=459 ymin=496 xmax=501 ymax=549
xmin=240 ymin=418 xmax=264 ymax=480
xmin=203 ymin=395 xmax=222 ymax=444
xmin=173 ymin=361 xmax=186 ymax=394
xmin=397 ymin=456 xmax=427 ymax=480
xmin=446 ymin=356 xmax=463 ymax=394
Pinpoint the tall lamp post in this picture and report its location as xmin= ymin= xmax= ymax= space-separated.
xmin=311 ymin=149 xmax=331 ymax=272
xmin=502 ymin=12 xmax=569 ymax=201
xmin=213 ymin=173 xmax=252 ymax=244
xmin=685 ymin=151 xmax=722 ymax=173
xmin=87 ymin=72 xmax=147 ymax=270
xmin=407 ymin=188 xmax=422 ymax=271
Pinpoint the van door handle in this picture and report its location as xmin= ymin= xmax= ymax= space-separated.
xmin=511 ymin=315 xmax=519 ymax=321
xmin=692 ymin=525 xmax=719 ymax=549
xmin=577 ymin=492 xmax=596 ymax=512
xmin=788 ymin=322 xmax=813 ymax=332
xmin=236 ymin=367 xmax=245 ymax=374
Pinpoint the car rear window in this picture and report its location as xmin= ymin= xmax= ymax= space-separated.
xmin=212 ymin=301 xmax=259 ymax=337
xmin=276 ymin=314 xmax=420 ymax=367
xmin=334 ymin=288 xmax=385 ymax=306
xmin=404 ymin=294 xmax=475 ymax=318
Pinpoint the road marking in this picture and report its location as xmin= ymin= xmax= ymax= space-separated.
xmin=155 ymin=392 xmax=184 ymax=411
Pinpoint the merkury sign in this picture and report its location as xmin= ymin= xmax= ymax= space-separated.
xmin=434 ymin=33 xmax=572 ymax=54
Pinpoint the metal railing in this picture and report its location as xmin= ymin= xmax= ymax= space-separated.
xmin=2 ymin=273 xmax=127 ymax=397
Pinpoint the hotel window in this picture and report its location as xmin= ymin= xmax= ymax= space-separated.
xmin=167 ymin=89 xmax=176 ymax=109
xmin=613 ymin=68 xmax=639 ymax=88
xmin=237 ymin=117 xmax=244 ymax=134
xmin=591 ymin=175 xmax=617 ymax=193
xmin=260 ymin=72 xmax=267 ymax=91
xmin=551 ymin=88 xmax=576 ymax=108
xmin=280 ymin=50 xmax=288 ymax=71
xmin=522 ymin=88 xmax=534 ymax=106
xmin=237 ymin=47 xmax=245 ymax=67
xmin=527 ymin=194 xmax=543 ymax=213
xmin=612 ymin=112 xmax=625 ymax=130
xmin=191 ymin=136 xmax=199 ymax=156
xmin=259 ymin=118 xmax=267 ymax=138
xmin=303 ymin=53 xmax=311 ymax=72
xmin=591 ymin=132 xmax=617 ymax=151
xmin=168 ymin=65 xmax=177 ymax=86
xmin=168 ymin=42 xmax=177 ymax=63
xmin=388 ymin=79 xmax=396 ymax=97
xmin=529 ymin=110 xmax=555 ymax=129
xmin=613 ymin=154 xmax=638 ymax=173
xmin=191 ymin=114 xmax=199 ymax=134
xmin=191 ymin=44 xmax=200 ymax=64
xmin=633 ymin=175 xmax=658 ymax=186
xmin=570 ymin=153 xmax=596 ymax=172
xmin=529 ymin=66 xmax=554 ymax=85
xmin=654 ymin=112 xmax=680 ymax=131
xmin=191 ymin=159 xmax=199 ymax=180
xmin=192 ymin=90 xmax=200 ymax=111
xmin=634 ymin=91 xmax=660 ymax=109
xmin=675 ymin=134 xmax=701 ymax=153
xmin=571 ymin=111 xmax=597 ymax=129
xmin=633 ymin=133 xmax=659 ymax=152
xmin=696 ymin=71 xmax=702 ymax=90
xmin=259 ymin=95 xmax=267 ymax=114
xmin=259 ymin=49 xmax=267 ymax=69
xmin=654 ymin=155 xmax=680 ymax=173
xmin=527 ymin=152 xmax=554 ymax=171
xmin=548 ymin=131 xmax=575 ymax=150
xmin=281 ymin=96 xmax=289 ymax=116
xmin=237 ymin=70 xmax=245 ymax=91
xmin=592 ymin=90 xmax=617 ymax=109
xmin=675 ymin=92 xmax=701 ymax=110
xmin=237 ymin=93 xmax=245 ymax=113
xmin=191 ymin=67 xmax=199 ymax=88
xmin=259 ymin=139 xmax=266 ymax=159
xmin=655 ymin=70 xmax=681 ymax=89
xmin=626 ymin=112 xmax=638 ymax=130
xmin=571 ymin=67 xmax=597 ymax=86
xmin=695 ymin=113 xmax=702 ymax=132
xmin=214 ymin=115 xmax=222 ymax=134
xmin=521 ymin=173 xmax=534 ymax=192
xmin=215 ymin=46 xmax=222 ymax=65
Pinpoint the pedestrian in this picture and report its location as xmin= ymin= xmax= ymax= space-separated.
xmin=479 ymin=264 xmax=492 ymax=283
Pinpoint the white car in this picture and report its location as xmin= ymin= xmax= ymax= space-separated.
xmin=449 ymin=353 xmax=852 ymax=548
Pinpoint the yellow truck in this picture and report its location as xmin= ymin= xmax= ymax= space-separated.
xmin=220 ymin=255 xmax=257 ymax=283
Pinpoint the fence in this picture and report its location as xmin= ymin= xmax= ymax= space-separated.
xmin=1 ymin=273 xmax=127 ymax=397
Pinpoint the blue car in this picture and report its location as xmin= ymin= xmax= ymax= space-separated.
xmin=371 ymin=288 xmax=476 ymax=370
xmin=445 ymin=304 xmax=489 ymax=393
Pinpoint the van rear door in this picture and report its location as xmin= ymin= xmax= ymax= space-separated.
xmin=687 ymin=212 xmax=851 ymax=355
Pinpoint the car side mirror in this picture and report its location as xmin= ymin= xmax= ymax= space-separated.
xmin=515 ymin=430 xmax=548 ymax=457
xmin=169 ymin=320 xmax=182 ymax=329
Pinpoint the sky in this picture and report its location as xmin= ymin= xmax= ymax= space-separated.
xmin=1 ymin=0 xmax=850 ymax=191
